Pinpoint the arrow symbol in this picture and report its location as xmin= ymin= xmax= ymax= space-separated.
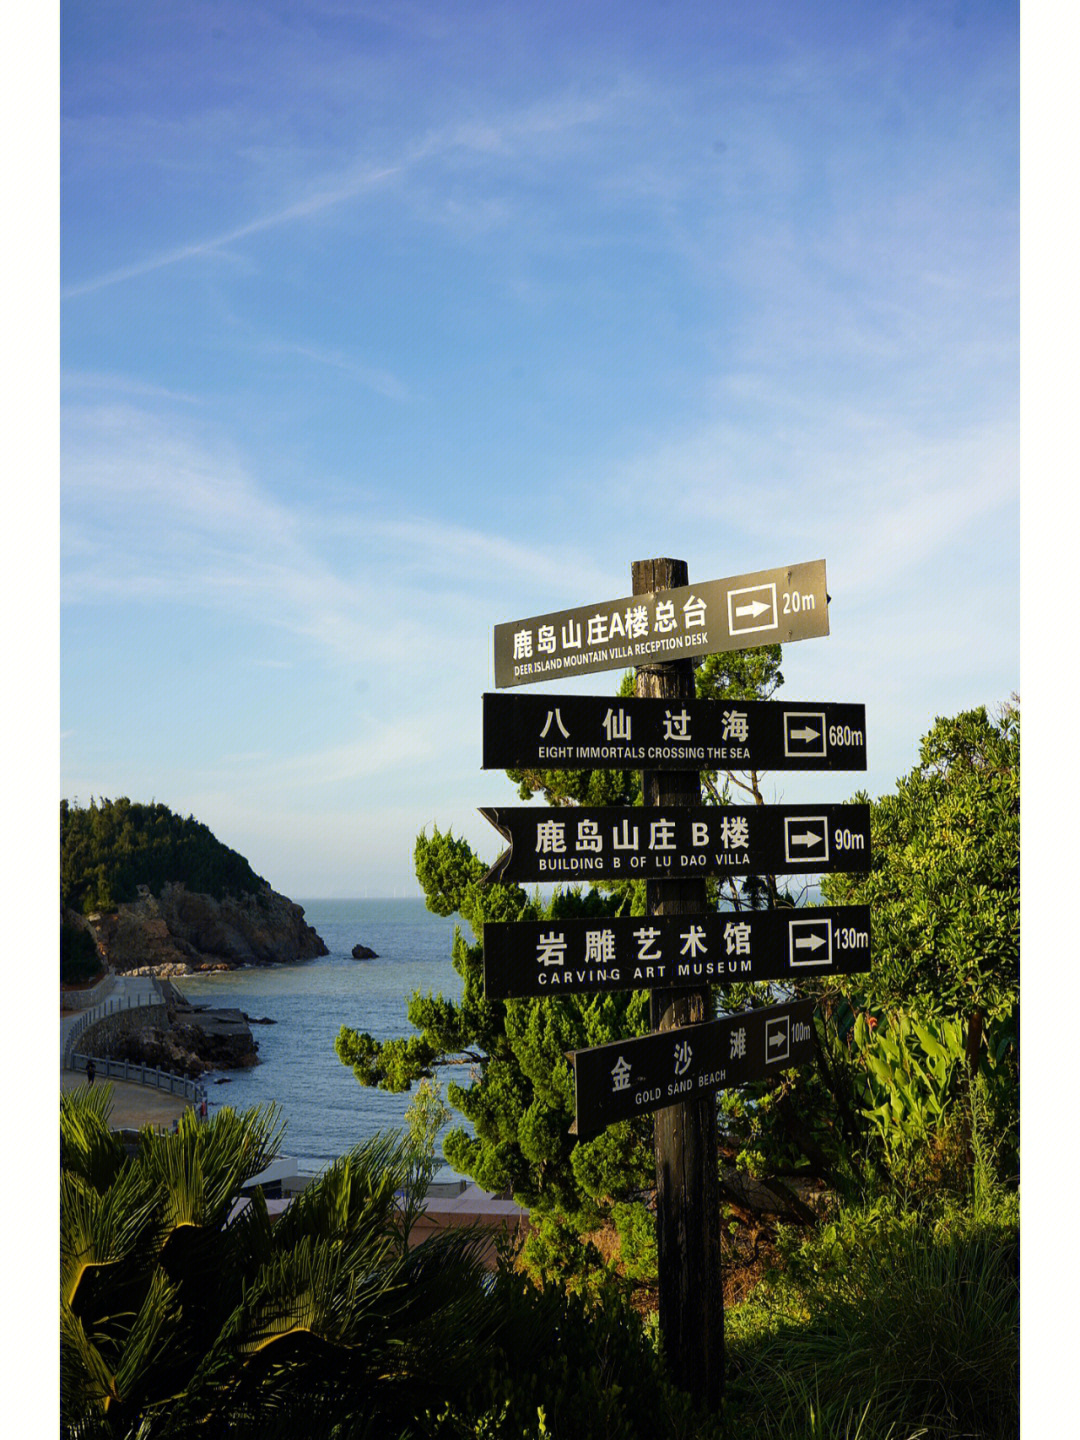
xmin=768 ymin=1030 xmax=786 ymax=1048
xmin=788 ymin=829 xmax=824 ymax=848
xmin=788 ymin=725 xmax=820 ymax=743
xmin=734 ymin=599 xmax=771 ymax=619
xmin=794 ymin=933 xmax=827 ymax=951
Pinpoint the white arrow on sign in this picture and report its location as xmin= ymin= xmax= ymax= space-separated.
xmin=788 ymin=829 xmax=824 ymax=848
xmin=794 ymin=933 xmax=827 ymax=951
xmin=788 ymin=725 xmax=821 ymax=743
xmin=734 ymin=599 xmax=772 ymax=619
xmin=768 ymin=1029 xmax=787 ymax=1048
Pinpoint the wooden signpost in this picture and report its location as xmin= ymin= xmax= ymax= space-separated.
xmin=477 ymin=556 xmax=871 ymax=1410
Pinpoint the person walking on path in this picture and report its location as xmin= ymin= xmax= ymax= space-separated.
xmin=86 ymin=1058 xmax=96 ymax=1085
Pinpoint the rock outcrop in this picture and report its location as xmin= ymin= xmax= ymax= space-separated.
xmin=84 ymin=882 xmax=328 ymax=975
xmin=351 ymin=943 xmax=378 ymax=959
xmin=103 ymin=998 xmax=261 ymax=1078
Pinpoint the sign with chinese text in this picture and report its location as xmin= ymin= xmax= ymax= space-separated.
xmin=569 ymin=998 xmax=816 ymax=1138
xmin=493 ymin=559 xmax=829 ymax=688
xmin=482 ymin=693 xmax=866 ymax=772
xmin=479 ymin=803 xmax=871 ymax=884
xmin=482 ymin=905 xmax=871 ymax=999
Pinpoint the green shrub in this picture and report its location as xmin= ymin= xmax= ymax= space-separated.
xmin=61 ymin=920 xmax=102 ymax=984
xmin=724 ymin=1194 xmax=1019 ymax=1440
xmin=428 ymin=1275 xmax=720 ymax=1440
xmin=849 ymin=1010 xmax=1018 ymax=1201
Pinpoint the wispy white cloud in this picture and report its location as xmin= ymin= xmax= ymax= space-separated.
xmin=180 ymin=718 xmax=446 ymax=798
xmin=62 ymin=74 xmax=658 ymax=300
xmin=588 ymin=407 xmax=1016 ymax=606
xmin=60 ymin=399 xmax=620 ymax=672
xmin=61 ymin=371 xmax=205 ymax=405
xmin=263 ymin=341 xmax=413 ymax=402
xmin=62 ymin=163 xmax=402 ymax=298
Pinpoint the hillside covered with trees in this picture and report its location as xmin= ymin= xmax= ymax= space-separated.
xmin=61 ymin=797 xmax=268 ymax=914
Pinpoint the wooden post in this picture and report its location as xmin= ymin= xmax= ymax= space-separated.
xmin=633 ymin=557 xmax=723 ymax=1410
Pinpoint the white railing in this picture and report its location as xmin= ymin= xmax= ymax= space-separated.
xmin=62 ymin=979 xmax=203 ymax=1106
xmin=69 ymin=1050 xmax=206 ymax=1106
xmin=62 ymin=982 xmax=167 ymax=1066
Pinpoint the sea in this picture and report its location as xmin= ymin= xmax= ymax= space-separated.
xmin=173 ymin=898 xmax=465 ymax=1179
xmin=171 ymin=888 xmax=829 ymax=1177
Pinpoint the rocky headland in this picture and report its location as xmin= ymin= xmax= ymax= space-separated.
xmin=74 ymin=881 xmax=328 ymax=976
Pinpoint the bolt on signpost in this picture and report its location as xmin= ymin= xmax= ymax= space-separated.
xmin=483 ymin=556 xmax=870 ymax=1410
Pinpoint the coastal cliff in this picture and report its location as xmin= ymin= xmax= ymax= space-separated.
xmin=81 ymin=882 xmax=328 ymax=975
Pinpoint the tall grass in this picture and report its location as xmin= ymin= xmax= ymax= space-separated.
xmin=723 ymin=1193 xmax=1018 ymax=1440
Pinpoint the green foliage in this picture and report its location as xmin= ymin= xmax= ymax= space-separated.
xmin=427 ymin=1275 xmax=721 ymax=1440
xmin=339 ymin=828 xmax=658 ymax=1238
xmin=60 ymin=1089 xmax=724 ymax=1440
xmin=720 ymin=703 xmax=1020 ymax=1205
xmin=61 ymin=918 xmax=103 ymax=984
xmin=694 ymin=644 xmax=783 ymax=704
xmin=848 ymin=1009 xmax=1017 ymax=1198
xmin=60 ymin=796 xmax=268 ymax=913
xmin=61 ymin=1090 xmax=515 ymax=1439
xmin=611 ymin=1199 xmax=658 ymax=1283
xmin=402 ymin=1079 xmax=453 ymax=1238
xmin=821 ymin=703 xmax=1019 ymax=1024
xmin=725 ymin=1192 xmax=1019 ymax=1440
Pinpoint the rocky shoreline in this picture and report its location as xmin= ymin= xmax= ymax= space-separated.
xmin=70 ymin=881 xmax=328 ymax=976
xmin=64 ymin=882 xmax=328 ymax=1078
xmin=86 ymin=981 xmax=268 ymax=1079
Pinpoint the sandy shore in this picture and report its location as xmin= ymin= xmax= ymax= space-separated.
xmin=60 ymin=1067 xmax=193 ymax=1130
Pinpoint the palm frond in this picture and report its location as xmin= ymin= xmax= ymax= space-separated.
xmin=61 ymin=1168 xmax=159 ymax=1311
xmin=61 ymin=1083 xmax=126 ymax=1191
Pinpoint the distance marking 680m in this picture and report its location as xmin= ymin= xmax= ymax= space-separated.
xmin=482 ymin=694 xmax=867 ymax=772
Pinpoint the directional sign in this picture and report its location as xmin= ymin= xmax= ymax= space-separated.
xmin=482 ymin=905 xmax=871 ymax=999
xmin=569 ymin=998 xmax=816 ymax=1138
xmin=479 ymin=803 xmax=871 ymax=884
xmin=493 ymin=559 xmax=829 ymax=688
xmin=482 ymin=693 xmax=866 ymax=772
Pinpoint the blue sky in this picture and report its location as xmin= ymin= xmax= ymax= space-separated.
xmin=56 ymin=0 xmax=1020 ymax=898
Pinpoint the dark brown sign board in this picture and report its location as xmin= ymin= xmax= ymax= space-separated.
xmin=479 ymin=803 xmax=871 ymax=884
xmin=493 ymin=559 xmax=829 ymax=688
xmin=569 ymin=997 xmax=816 ymax=1138
xmin=482 ymin=692 xmax=867 ymax=772
xmin=482 ymin=905 xmax=871 ymax=999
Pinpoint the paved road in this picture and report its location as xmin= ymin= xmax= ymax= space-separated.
xmin=60 ymin=1067 xmax=191 ymax=1129
xmin=61 ymin=974 xmax=192 ymax=1129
